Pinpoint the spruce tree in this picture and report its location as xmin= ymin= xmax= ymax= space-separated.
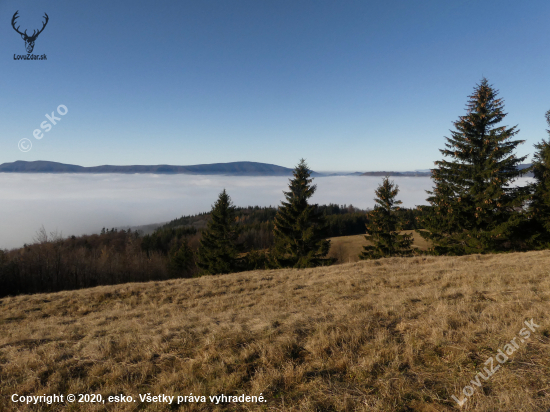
xmin=271 ymin=159 xmax=332 ymax=268
xmin=197 ymin=189 xmax=241 ymax=275
xmin=527 ymin=110 xmax=550 ymax=247
xmin=169 ymin=241 xmax=195 ymax=277
xmin=419 ymin=78 xmax=529 ymax=255
xmin=360 ymin=177 xmax=413 ymax=259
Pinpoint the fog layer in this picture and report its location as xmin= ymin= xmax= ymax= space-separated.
xmin=0 ymin=174 xmax=533 ymax=250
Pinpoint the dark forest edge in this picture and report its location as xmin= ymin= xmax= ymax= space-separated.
xmin=0 ymin=203 xmax=426 ymax=297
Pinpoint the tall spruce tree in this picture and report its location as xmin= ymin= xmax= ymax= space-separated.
xmin=197 ymin=189 xmax=242 ymax=275
xmin=360 ymin=177 xmax=413 ymax=259
xmin=419 ymin=78 xmax=529 ymax=255
xmin=527 ymin=110 xmax=550 ymax=248
xmin=271 ymin=159 xmax=332 ymax=268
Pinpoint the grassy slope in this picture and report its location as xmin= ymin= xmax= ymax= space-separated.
xmin=328 ymin=231 xmax=431 ymax=263
xmin=1 ymin=251 xmax=550 ymax=411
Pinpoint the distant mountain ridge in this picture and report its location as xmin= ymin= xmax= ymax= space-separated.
xmin=0 ymin=161 xmax=534 ymax=177
xmin=360 ymin=171 xmax=432 ymax=177
xmin=0 ymin=160 xmax=299 ymax=176
xmin=360 ymin=164 xmax=533 ymax=177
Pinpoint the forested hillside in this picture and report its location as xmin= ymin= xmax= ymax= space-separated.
xmin=0 ymin=204 xmax=425 ymax=297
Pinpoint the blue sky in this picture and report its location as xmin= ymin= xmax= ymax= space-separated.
xmin=1 ymin=0 xmax=549 ymax=171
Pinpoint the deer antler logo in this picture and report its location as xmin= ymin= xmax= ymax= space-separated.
xmin=12 ymin=11 xmax=49 ymax=53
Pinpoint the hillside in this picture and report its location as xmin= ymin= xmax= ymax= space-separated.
xmin=327 ymin=231 xmax=431 ymax=263
xmin=0 ymin=161 xmax=298 ymax=176
xmin=1 ymin=251 xmax=549 ymax=411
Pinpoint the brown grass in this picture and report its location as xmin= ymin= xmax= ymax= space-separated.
xmin=1 ymin=251 xmax=550 ymax=411
xmin=328 ymin=230 xmax=431 ymax=263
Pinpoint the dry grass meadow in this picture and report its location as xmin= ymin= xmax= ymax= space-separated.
xmin=1 ymin=249 xmax=550 ymax=411
xmin=327 ymin=231 xmax=431 ymax=264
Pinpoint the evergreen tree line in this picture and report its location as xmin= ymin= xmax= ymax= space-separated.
xmin=419 ymin=79 xmax=550 ymax=255
xmin=194 ymin=160 xmax=334 ymax=274
xmin=140 ymin=204 xmax=423 ymax=258
xmin=361 ymin=78 xmax=550 ymax=258
xmin=192 ymin=160 xmax=428 ymax=274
